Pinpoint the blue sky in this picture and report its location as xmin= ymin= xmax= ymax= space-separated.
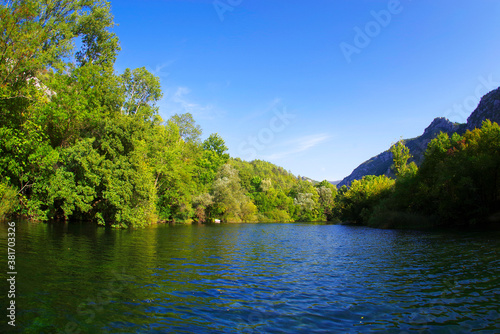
xmin=111 ymin=0 xmax=500 ymax=181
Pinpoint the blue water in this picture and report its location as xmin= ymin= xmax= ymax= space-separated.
xmin=0 ymin=221 xmax=499 ymax=333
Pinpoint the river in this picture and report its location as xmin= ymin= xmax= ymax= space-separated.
xmin=0 ymin=221 xmax=499 ymax=333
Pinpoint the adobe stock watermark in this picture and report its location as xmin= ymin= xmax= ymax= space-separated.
xmin=339 ymin=0 xmax=404 ymax=64
xmin=237 ymin=106 xmax=295 ymax=161
xmin=213 ymin=0 xmax=243 ymax=22
xmin=444 ymin=74 xmax=500 ymax=123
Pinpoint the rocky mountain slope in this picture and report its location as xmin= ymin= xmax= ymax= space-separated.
xmin=466 ymin=86 xmax=500 ymax=130
xmin=338 ymin=86 xmax=500 ymax=188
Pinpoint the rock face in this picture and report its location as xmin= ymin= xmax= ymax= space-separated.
xmin=337 ymin=151 xmax=393 ymax=188
xmin=466 ymin=86 xmax=500 ymax=130
xmin=337 ymin=86 xmax=500 ymax=188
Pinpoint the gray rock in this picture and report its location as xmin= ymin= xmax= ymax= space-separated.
xmin=466 ymin=87 xmax=500 ymax=130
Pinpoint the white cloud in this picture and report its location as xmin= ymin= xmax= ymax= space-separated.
xmin=160 ymin=86 xmax=221 ymax=120
xmin=263 ymin=133 xmax=331 ymax=160
xmin=149 ymin=59 xmax=176 ymax=78
xmin=296 ymin=133 xmax=331 ymax=151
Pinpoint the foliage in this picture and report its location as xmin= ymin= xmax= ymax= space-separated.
xmin=361 ymin=122 xmax=500 ymax=228
xmin=390 ymin=140 xmax=417 ymax=177
xmin=0 ymin=181 xmax=17 ymax=220
xmin=169 ymin=113 xmax=202 ymax=143
xmin=0 ymin=0 xmax=200 ymax=227
xmin=412 ymin=120 xmax=500 ymax=226
xmin=120 ymin=67 xmax=162 ymax=119
xmin=315 ymin=180 xmax=337 ymax=221
xmin=196 ymin=133 xmax=230 ymax=186
xmin=290 ymin=180 xmax=320 ymax=221
xmin=209 ymin=164 xmax=257 ymax=222
xmin=229 ymin=159 xmax=302 ymax=222
xmin=336 ymin=175 xmax=395 ymax=224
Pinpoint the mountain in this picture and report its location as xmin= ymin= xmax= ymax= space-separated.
xmin=338 ymin=86 xmax=500 ymax=188
xmin=466 ymin=86 xmax=500 ymax=130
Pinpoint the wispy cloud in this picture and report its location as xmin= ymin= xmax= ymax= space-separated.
xmin=297 ymin=133 xmax=331 ymax=151
xmin=149 ymin=59 xmax=177 ymax=78
xmin=160 ymin=86 xmax=221 ymax=120
xmin=263 ymin=133 xmax=331 ymax=160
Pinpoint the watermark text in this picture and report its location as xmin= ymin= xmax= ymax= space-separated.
xmin=6 ymin=221 xmax=16 ymax=327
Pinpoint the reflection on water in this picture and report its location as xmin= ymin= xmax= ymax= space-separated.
xmin=0 ymin=221 xmax=499 ymax=333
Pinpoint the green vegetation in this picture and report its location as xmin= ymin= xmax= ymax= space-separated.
xmin=335 ymin=175 xmax=395 ymax=224
xmin=0 ymin=182 xmax=17 ymax=220
xmin=228 ymin=159 xmax=337 ymax=222
xmin=1 ymin=1 xmax=498 ymax=229
xmin=0 ymin=0 xmax=334 ymax=227
xmin=344 ymin=120 xmax=500 ymax=229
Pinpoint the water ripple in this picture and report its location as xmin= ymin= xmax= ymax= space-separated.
xmin=3 ymin=222 xmax=500 ymax=333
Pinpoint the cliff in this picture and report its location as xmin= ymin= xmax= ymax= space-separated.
xmin=466 ymin=86 xmax=500 ymax=130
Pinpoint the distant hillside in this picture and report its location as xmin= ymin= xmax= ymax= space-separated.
xmin=229 ymin=158 xmax=300 ymax=191
xmin=338 ymin=86 xmax=500 ymax=187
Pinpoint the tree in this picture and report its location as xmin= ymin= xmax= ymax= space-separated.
xmin=73 ymin=0 xmax=120 ymax=67
xmin=196 ymin=133 xmax=229 ymax=186
xmin=120 ymin=67 xmax=162 ymax=120
xmin=415 ymin=121 xmax=500 ymax=226
xmin=169 ymin=113 xmax=202 ymax=143
xmin=192 ymin=193 xmax=213 ymax=223
xmin=369 ymin=120 xmax=500 ymax=228
xmin=315 ymin=180 xmax=337 ymax=221
xmin=336 ymin=175 xmax=395 ymax=223
xmin=390 ymin=140 xmax=417 ymax=177
xmin=291 ymin=180 xmax=320 ymax=221
xmin=139 ymin=114 xmax=210 ymax=223
xmin=210 ymin=164 xmax=257 ymax=222
xmin=0 ymin=0 xmax=124 ymax=222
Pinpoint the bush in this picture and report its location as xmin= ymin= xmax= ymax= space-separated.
xmin=0 ymin=182 xmax=17 ymax=220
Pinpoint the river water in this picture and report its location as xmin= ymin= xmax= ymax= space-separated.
xmin=0 ymin=221 xmax=499 ymax=333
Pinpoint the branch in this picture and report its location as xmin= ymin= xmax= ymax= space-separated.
xmin=1 ymin=94 xmax=34 ymax=101
xmin=17 ymin=182 xmax=33 ymax=195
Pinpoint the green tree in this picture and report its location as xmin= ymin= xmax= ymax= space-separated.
xmin=192 ymin=193 xmax=213 ymax=223
xmin=337 ymin=175 xmax=395 ymax=223
xmin=390 ymin=140 xmax=417 ymax=177
xmin=291 ymin=180 xmax=320 ymax=221
xmin=169 ymin=113 xmax=202 ymax=143
xmin=153 ymin=122 xmax=199 ymax=222
xmin=73 ymin=0 xmax=120 ymax=67
xmin=120 ymin=67 xmax=162 ymax=120
xmin=315 ymin=180 xmax=337 ymax=221
xmin=0 ymin=0 xmax=123 ymax=221
xmin=228 ymin=158 xmax=300 ymax=221
xmin=415 ymin=121 xmax=500 ymax=226
xmin=370 ymin=120 xmax=500 ymax=228
xmin=210 ymin=164 xmax=257 ymax=222
xmin=196 ymin=133 xmax=229 ymax=186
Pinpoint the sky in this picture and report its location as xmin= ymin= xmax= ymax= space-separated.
xmin=110 ymin=0 xmax=500 ymax=182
